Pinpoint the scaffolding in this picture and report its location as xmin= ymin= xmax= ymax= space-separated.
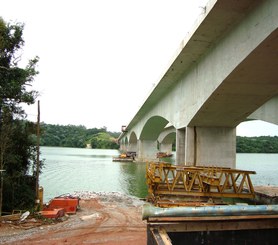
xmin=146 ymin=162 xmax=256 ymax=207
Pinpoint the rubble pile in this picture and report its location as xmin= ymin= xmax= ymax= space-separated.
xmin=71 ymin=191 xmax=145 ymax=207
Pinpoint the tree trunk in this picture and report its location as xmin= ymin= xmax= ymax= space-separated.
xmin=0 ymin=173 xmax=3 ymax=216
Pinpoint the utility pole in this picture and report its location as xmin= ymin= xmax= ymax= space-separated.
xmin=0 ymin=169 xmax=5 ymax=216
xmin=35 ymin=100 xmax=40 ymax=206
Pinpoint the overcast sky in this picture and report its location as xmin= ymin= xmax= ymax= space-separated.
xmin=1 ymin=0 xmax=277 ymax=136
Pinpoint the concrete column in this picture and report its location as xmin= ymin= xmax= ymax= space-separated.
xmin=137 ymin=140 xmax=158 ymax=162
xmin=128 ymin=142 xmax=137 ymax=153
xmin=160 ymin=143 xmax=172 ymax=153
xmin=184 ymin=127 xmax=196 ymax=166
xmin=121 ymin=143 xmax=127 ymax=152
xmin=185 ymin=127 xmax=236 ymax=168
xmin=119 ymin=141 xmax=126 ymax=152
xmin=176 ymin=128 xmax=186 ymax=165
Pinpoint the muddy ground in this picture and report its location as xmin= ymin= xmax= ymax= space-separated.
xmin=1 ymin=186 xmax=277 ymax=244
xmin=0 ymin=192 xmax=147 ymax=245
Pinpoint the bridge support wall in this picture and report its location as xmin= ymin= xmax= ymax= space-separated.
xmin=128 ymin=142 xmax=137 ymax=153
xmin=176 ymin=129 xmax=186 ymax=165
xmin=248 ymin=96 xmax=278 ymax=125
xmin=183 ymin=127 xmax=236 ymax=168
xmin=119 ymin=141 xmax=127 ymax=152
xmin=160 ymin=143 xmax=172 ymax=154
xmin=137 ymin=140 xmax=157 ymax=162
xmin=185 ymin=127 xmax=195 ymax=166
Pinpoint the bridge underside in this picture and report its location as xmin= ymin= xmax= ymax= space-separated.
xmin=189 ymin=29 xmax=278 ymax=128
xmin=118 ymin=0 xmax=278 ymax=167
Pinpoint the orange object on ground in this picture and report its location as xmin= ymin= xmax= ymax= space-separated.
xmin=40 ymin=208 xmax=65 ymax=219
xmin=48 ymin=197 xmax=79 ymax=214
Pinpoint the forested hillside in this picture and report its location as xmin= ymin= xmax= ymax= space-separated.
xmin=40 ymin=123 xmax=278 ymax=153
xmin=236 ymin=136 xmax=278 ymax=153
xmin=40 ymin=123 xmax=120 ymax=149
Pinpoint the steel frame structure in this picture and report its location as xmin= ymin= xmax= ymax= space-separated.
xmin=146 ymin=162 xmax=256 ymax=207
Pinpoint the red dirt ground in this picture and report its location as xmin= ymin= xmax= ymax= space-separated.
xmin=0 ymin=193 xmax=147 ymax=245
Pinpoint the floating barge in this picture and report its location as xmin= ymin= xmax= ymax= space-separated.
xmin=144 ymin=162 xmax=278 ymax=244
xmin=113 ymin=157 xmax=134 ymax=162
xmin=156 ymin=152 xmax=173 ymax=159
xmin=113 ymin=152 xmax=136 ymax=162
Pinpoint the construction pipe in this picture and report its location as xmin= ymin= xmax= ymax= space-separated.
xmin=142 ymin=204 xmax=278 ymax=220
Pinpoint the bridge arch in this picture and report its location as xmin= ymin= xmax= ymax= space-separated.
xmin=159 ymin=131 xmax=176 ymax=144
xmin=139 ymin=116 xmax=169 ymax=140
xmin=136 ymin=116 xmax=170 ymax=161
xmin=120 ymin=136 xmax=128 ymax=152
xmin=157 ymin=126 xmax=176 ymax=153
xmin=128 ymin=131 xmax=138 ymax=153
xmin=237 ymin=119 xmax=278 ymax=137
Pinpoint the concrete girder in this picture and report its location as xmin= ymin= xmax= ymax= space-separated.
xmin=118 ymin=0 xmax=278 ymax=166
xmin=189 ymin=28 xmax=278 ymax=127
xmin=248 ymin=95 xmax=278 ymax=125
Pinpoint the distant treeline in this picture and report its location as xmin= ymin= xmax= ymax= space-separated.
xmin=40 ymin=124 xmax=278 ymax=153
xmin=236 ymin=136 xmax=278 ymax=153
xmin=40 ymin=123 xmax=120 ymax=149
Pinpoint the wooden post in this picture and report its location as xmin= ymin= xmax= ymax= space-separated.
xmin=35 ymin=100 xmax=40 ymax=205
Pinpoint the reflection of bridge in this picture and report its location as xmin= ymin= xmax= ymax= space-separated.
xmin=118 ymin=0 xmax=278 ymax=167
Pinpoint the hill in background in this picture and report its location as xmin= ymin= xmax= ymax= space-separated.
xmin=40 ymin=123 xmax=278 ymax=153
xmin=40 ymin=123 xmax=120 ymax=149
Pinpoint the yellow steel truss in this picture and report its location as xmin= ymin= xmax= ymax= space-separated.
xmin=146 ymin=162 xmax=256 ymax=207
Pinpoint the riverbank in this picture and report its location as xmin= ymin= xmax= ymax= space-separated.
xmin=1 ymin=187 xmax=277 ymax=244
xmin=0 ymin=192 xmax=147 ymax=245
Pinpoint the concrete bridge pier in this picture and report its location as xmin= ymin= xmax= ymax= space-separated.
xmin=137 ymin=140 xmax=157 ymax=162
xmin=119 ymin=142 xmax=127 ymax=152
xmin=176 ymin=128 xmax=186 ymax=165
xmin=128 ymin=142 xmax=137 ymax=153
xmin=159 ymin=143 xmax=172 ymax=154
xmin=177 ymin=127 xmax=236 ymax=168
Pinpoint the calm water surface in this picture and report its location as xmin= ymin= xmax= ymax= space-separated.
xmin=237 ymin=153 xmax=278 ymax=187
xmin=40 ymin=147 xmax=147 ymax=201
xmin=40 ymin=147 xmax=278 ymax=202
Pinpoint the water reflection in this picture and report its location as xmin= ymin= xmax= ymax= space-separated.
xmin=118 ymin=162 xmax=148 ymax=198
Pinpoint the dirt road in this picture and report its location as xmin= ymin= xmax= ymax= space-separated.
xmin=0 ymin=192 xmax=147 ymax=245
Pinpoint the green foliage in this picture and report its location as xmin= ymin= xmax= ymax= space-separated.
xmin=2 ymin=121 xmax=38 ymax=210
xmin=90 ymin=132 xmax=119 ymax=149
xmin=40 ymin=123 xmax=120 ymax=149
xmin=0 ymin=18 xmax=39 ymax=109
xmin=0 ymin=17 xmax=40 ymax=213
xmin=236 ymin=136 xmax=278 ymax=153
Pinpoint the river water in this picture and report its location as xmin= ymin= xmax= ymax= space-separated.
xmin=39 ymin=147 xmax=278 ymax=202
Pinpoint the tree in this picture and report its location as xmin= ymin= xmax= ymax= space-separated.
xmin=90 ymin=132 xmax=119 ymax=149
xmin=39 ymin=124 xmax=120 ymax=149
xmin=0 ymin=17 xmax=39 ymax=215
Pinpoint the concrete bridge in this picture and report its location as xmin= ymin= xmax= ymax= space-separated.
xmin=118 ymin=0 xmax=278 ymax=168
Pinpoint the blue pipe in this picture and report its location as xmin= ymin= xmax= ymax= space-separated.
xmin=142 ymin=204 xmax=278 ymax=220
